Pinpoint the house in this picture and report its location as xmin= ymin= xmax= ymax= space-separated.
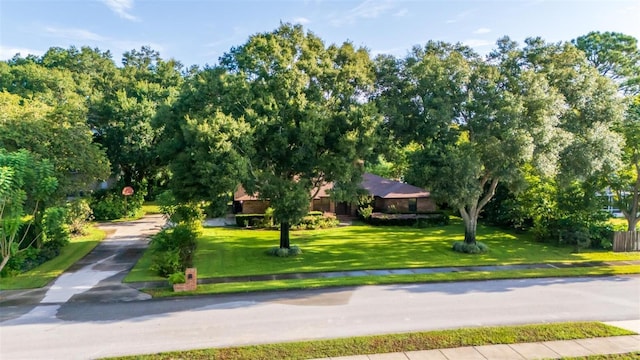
xmin=233 ymin=173 xmax=436 ymax=215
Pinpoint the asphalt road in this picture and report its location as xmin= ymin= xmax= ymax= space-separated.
xmin=1 ymin=275 xmax=639 ymax=359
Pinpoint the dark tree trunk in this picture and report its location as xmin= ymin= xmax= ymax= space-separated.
xmin=464 ymin=217 xmax=477 ymax=245
xmin=280 ymin=222 xmax=290 ymax=249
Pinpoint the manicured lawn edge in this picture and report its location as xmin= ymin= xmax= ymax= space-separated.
xmin=143 ymin=265 xmax=640 ymax=298
xmin=565 ymin=353 xmax=640 ymax=359
xmin=104 ymin=322 xmax=636 ymax=360
xmin=0 ymin=226 xmax=107 ymax=290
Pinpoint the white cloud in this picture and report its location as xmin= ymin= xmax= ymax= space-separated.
xmin=394 ymin=8 xmax=408 ymax=17
xmin=41 ymin=26 xmax=165 ymax=61
xmin=473 ymin=27 xmax=491 ymax=34
xmin=101 ymin=0 xmax=139 ymax=21
xmin=44 ymin=26 xmax=107 ymax=41
xmin=292 ymin=17 xmax=311 ymax=25
xmin=446 ymin=10 xmax=473 ymax=24
xmin=330 ymin=0 xmax=397 ymax=26
xmin=0 ymin=46 xmax=44 ymax=60
xmin=463 ymin=39 xmax=493 ymax=48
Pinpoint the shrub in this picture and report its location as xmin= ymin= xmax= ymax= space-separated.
xmin=168 ymin=271 xmax=186 ymax=285
xmin=267 ymin=245 xmax=302 ymax=257
xmin=66 ymin=198 xmax=93 ymax=235
xmin=364 ymin=212 xmax=449 ymax=227
xmin=90 ymin=187 xmax=145 ymax=221
xmin=292 ymin=214 xmax=339 ymax=230
xmin=235 ymin=214 xmax=265 ymax=227
xmin=148 ymin=223 xmax=199 ymax=277
xmin=533 ymin=218 xmax=614 ymax=250
xmin=358 ymin=205 xmax=373 ymax=219
xmin=43 ymin=206 xmax=70 ymax=250
xmin=452 ymin=241 xmax=489 ymax=254
xmin=150 ymin=249 xmax=182 ymax=277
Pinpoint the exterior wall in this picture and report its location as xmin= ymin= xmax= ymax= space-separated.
xmin=241 ymin=200 xmax=269 ymax=214
xmin=312 ymin=197 xmax=334 ymax=213
xmin=375 ymin=197 xmax=436 ymax=213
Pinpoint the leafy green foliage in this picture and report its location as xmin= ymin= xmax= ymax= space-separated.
xmin=65 ymin=198 xmax=93 ymax=235
xmin=149 ymin=224 xmax=199 ymax=277
xmin=90 ymin=185 xmax=146 ymax=220
xmin=0 ymin=149 xmax=58 ymax=273
xmin=162 ymin=24 xmax=381 ymax=249
xmin=452 ymin=241 xmax=489 ymax=254
xmin=167 ymin=272 xmax=185 ymax=285
xmin=267 ymin=245 xmax=302 ymax=257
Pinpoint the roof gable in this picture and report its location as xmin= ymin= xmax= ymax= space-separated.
xmin=234 ymin=173 xmax=430 ymax=201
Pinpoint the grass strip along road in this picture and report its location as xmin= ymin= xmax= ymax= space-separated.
xmin=105 ymin=322 xmax=635 ymax=360
xmin=0 ymin=226 xmax=107 ymax=290
xmin=127 ymin=218 xmax=640 ymax=295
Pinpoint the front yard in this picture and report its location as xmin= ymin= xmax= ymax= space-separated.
xmin=126 ymin=218 xmax=639 ymax=283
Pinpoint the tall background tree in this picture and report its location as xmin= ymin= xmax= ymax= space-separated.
xmin=574 ymin=31 xmax=640 ymax=231
xmin=375 ymin=40 xmax=566 ymax=250
xmin=162 ymin=24 xmax=381 ymax=249
xmin=90 ymin=46 xmax=184 ymax=194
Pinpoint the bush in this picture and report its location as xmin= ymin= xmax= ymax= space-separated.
xmin=168 ymin=271 xmax=186 ymax=285
xmin=267 ymin=245 xmax=302 ymax=257
xmin=149 ymin=224 xmax=199 ymax=277
xmin=452 ymin=241 xmax=490 ymax=254
xmin=150 ymin=249 xmax=182 ymax=277
xmin=533 ymin=218 xmax=613 ymax=250
xmin=364 ymin=212 xmax=449 ymax=227
xmin=66 ymin=198 xmax=93 ymax=235
xmin=43 ymin=206 xmax=70 ymax=250
xmin=358 ymin=205 xmax=373 ymax=219
xmin=235 ymin=214 xmax=265 ymax=227
xmin=90 ymin=187 xmax=145 ymax=221
xmin=292 ymin=214 xmax=339 ymax=230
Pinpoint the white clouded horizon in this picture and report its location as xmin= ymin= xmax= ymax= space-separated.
xmin=446 ymin=10 xmax=473 ymax=24
xmin=40 ymin=26 xmax=165 ymax=62
xmin=473 ymin=27 xmax=491 ymax=34
xmin=330 ymin=0 xmax=398 ymax=26
xmin=0 ymin=46 xmax=44 ymax=60
xmin=293 ymin=17 xmax=311 ymax=25
xmin=463 ymin=39 xmax=493 ymax=48
xmin=44 ymin=26 xmax=107 ymax=41
xmin=101 ymin=0 xmax=139 ymax=21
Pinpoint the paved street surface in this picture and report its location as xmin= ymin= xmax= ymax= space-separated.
xmin=1 ymin=216 xmax=639 ymax=359
xmin=1 ymin=275 xmax=639 ymax=359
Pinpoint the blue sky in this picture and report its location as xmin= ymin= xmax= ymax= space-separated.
xmin=1 ymin=0 xmax=639 ymax=67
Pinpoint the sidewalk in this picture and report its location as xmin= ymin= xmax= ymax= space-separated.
xmin=127 ymin=259 xmax=640 ymax=290
xmin=311 ymin=320 xmax=640 ymax=360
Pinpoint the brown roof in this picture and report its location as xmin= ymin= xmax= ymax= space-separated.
xmin=233 ymin=173 xmax=430 ymax=201
xmin=361 ymin=173 xmax=430 ymax=199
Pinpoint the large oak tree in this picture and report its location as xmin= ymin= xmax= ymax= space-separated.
xmin=162 ymin=24 xmax=380 ymax=248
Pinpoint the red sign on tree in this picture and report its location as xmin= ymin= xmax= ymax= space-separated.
xmin=122 ymin=186 xmax=134 ymax=196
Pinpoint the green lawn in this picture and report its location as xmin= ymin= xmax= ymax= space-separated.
xmin=126 ymin=219 xmax=639 ymax=283
xmin=0 ymin=226 xmax=107 ymax=290
xmin=105 ymin=322 xmax=635 ymax=360
xmin=145 ymin=264 xmax=640 ymax=297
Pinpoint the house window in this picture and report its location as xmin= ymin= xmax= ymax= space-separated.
xmin=408 ymin=198 xmax=417 ymax=212
xmin=320 ymin=197 xmax=331 ymax=212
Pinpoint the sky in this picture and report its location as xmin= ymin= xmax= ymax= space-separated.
xmin=1 ymin=0 xmax=639 ymax=68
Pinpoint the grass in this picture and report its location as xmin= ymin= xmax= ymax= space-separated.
xmin=0 ymin=226 xmax=108 ymax=290
xmin=126 ymin=218 xmax=639 ymax=283
xmin=144 ymin=264 xmax=640 ymax=297
xmin=142 ymin=201 xmax=162 ymax=215
xmin=566 ymin=353 xmax=640 ymax=359
xmin=105 ymin=321 xmax=635 ymax=360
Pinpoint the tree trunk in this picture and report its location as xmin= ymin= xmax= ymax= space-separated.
xmin=629 ymin=217 xmax=638 ymax=232
xmin=464 ymin=216 xmax=477 ymax=244
xmin=279 ymin=222 xmax=290 ymax=249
